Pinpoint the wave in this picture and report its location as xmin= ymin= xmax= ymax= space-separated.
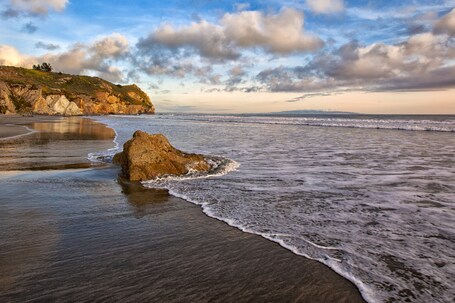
xmin=142 ymin=156 xmax=240 ymax=185
xmin=158 ymin=115 xmax=455 ymax=132
xmin=87 ymin=125 xmax=120 ymax=163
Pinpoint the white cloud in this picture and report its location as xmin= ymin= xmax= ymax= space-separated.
xmin=0 ymin=33 xmax=130 ymax=83
xmin=8 ymin=0 xmax=68 ymax=15
xmin=306 ymin=0 xmax=344 ymax=14
xmin=0 ymin=45 xmax=33 ymax=66
xmin=221 ymin=8 xmax=323 ymax=53
xmin=90 ymin=33 xmax=129 ymax=58
xmin=434 ymin=8 xmax=455 ymax=36
xmin=151 ymin=21 xmax=238 ymax=60
xmin=139 ymin=7 xmax=323 ymax=60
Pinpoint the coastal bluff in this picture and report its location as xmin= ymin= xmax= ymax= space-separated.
xmin=113 ymin=131 xmax=211 ymax=181
xmin=0 ymin=66 xmax=154 ymax=115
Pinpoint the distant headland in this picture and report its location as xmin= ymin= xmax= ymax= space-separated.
xmin=0 ymin=65 xmax=154 ymax=116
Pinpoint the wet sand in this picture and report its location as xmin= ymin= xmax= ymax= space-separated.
xmin=0 ymin=116 xmax=366 ymax=302
xmin=0 ymin=124 xmax=31 ymax=139
xmin=0 ymin=116 xmax=115 ymax=171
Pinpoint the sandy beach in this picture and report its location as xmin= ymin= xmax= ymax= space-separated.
xmin=0 ymin=116 xmax=365 ymax=302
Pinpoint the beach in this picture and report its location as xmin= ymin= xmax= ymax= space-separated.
xmin=0 ymin=116 xmax=365 ymax=302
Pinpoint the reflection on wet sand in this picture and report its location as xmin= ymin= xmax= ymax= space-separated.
xmin=119 ymin=179 xmax=169 ymax=218
xmin=0 ymin=117 xmax=110 ymax=292
xmin=30 ymin=117 xmax=115 ymax=140
xmin=0 ymin=117 xmax=115 ymax=171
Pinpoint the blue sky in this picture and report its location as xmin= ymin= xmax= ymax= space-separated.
xmin=1 ymin=0 xmax=454 ymax=113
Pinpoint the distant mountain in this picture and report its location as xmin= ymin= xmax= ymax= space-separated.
xmin=263 ymin=110 xmax=358 ymax=116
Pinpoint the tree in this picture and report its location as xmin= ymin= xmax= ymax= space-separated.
xmin=40 ymin=62 xmax=52 ymax=72
xmin=32 ymin=62 xmax=53 ymax=72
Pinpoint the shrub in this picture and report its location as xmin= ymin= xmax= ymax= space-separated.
xmin=32 ymin=62 xmax=53 ymax=72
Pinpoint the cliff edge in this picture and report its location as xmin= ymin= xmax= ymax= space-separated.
xmin=0 ymin=66 xmax=154 ymax=115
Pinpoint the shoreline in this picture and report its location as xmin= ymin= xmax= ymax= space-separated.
xmin=0 ymin=115 xmax=366 ymax=302
xmin=0 ymin=124 xmax=35 ymax=140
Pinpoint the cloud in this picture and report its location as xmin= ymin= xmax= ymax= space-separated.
xmin=143 ymin=21 xmax=239 ymax=60
xmin=433 ymin=8 xmax=455 ymax=36
xmin=90 ymin=33 xmax=129 ymax=58
xmin=42 ymin=34 xmax=130 ymax=82
xmin=226 ymin=65 xmax=246 ymax=86
xmin=7 ymin=0 xmax=68 ymax=15
xmin=306 ymin=0 xmax=344 ymax=14
xmin=1 ymin=7 xmax=20 ymax=18
xmin=234 ymin=2 xmax=250 ymax=12
xmin=21 ymin=22 xmax=38 ymax=33
xmin=0 ymin=33 xmax=130 ymax=83
xmin=0 ymin=45 xmax=34 ymax=66
xmin=221 ymin=8 xmax=323 ymax=54
xmin=137 ymin=7 xmax=323 ymax=61
xmin=35 ymin=41 xmax=60 ymax=50
xmin=257 ymin=31 xmax=455 ymax=93
xmin=286 ymin=93 xmax=333 ymax=102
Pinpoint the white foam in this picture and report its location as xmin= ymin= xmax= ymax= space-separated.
xmin=86 ymin=124 xmax=120 ymax=163
xmin=142 ymin=157 xmax=240 ymax=185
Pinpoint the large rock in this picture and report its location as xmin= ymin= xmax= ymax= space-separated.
xmin=48 ymin=95 xmax=70 ymax=114
xmin=32 ymin=95 xmax=83 ymax=116
xmin=113 ymin=131 xmax=211 ymax=181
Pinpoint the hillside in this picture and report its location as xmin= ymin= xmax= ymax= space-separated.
xmin=0 ymin=66 xmax=155 ymax=115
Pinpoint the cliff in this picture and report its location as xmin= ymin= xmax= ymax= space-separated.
xmin=0 ymin=66 xmax=154 ymax=115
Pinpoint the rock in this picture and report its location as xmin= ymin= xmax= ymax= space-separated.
xmin=113 ymin=131 xmax=211 ymax=181
xmin=48 ymin=95 xmax=70 ymax=114
xmin=0 ymin=82 xmax=15 ymax=114
xmin=32 ymin=95 xmax=83 ymax=116
xmin=32 ymin=96 xmax=53 ymax=115
xmin=65 ymin=102 xmax=83 ymax=115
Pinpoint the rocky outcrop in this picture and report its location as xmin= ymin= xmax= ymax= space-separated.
xmin=0 ymin=66 xmax=154 ymax=116
xmin=32 ymin=95 xmax=83 ymax=115
xmin=0 ymin=82 xmax=15 ymax=114
xmin=113 ymin=131 xmax=211 ymax=181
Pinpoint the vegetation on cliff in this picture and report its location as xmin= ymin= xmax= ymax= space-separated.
xmin=0 ymin=66 xmax=154 ymax=115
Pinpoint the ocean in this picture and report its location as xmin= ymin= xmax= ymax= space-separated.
xmin=93 ymin=114 xmax=455 ymax=303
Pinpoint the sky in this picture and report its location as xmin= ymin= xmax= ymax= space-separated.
xmin=0 ymin=0 xmax=454 ymax=114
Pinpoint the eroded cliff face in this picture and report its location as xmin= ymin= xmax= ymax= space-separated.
xmin=0 ymin=66 xmax=155 ymax=116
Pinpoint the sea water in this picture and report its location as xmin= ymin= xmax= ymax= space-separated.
xmin=93 ymin=114 xmax=455 ymax=303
